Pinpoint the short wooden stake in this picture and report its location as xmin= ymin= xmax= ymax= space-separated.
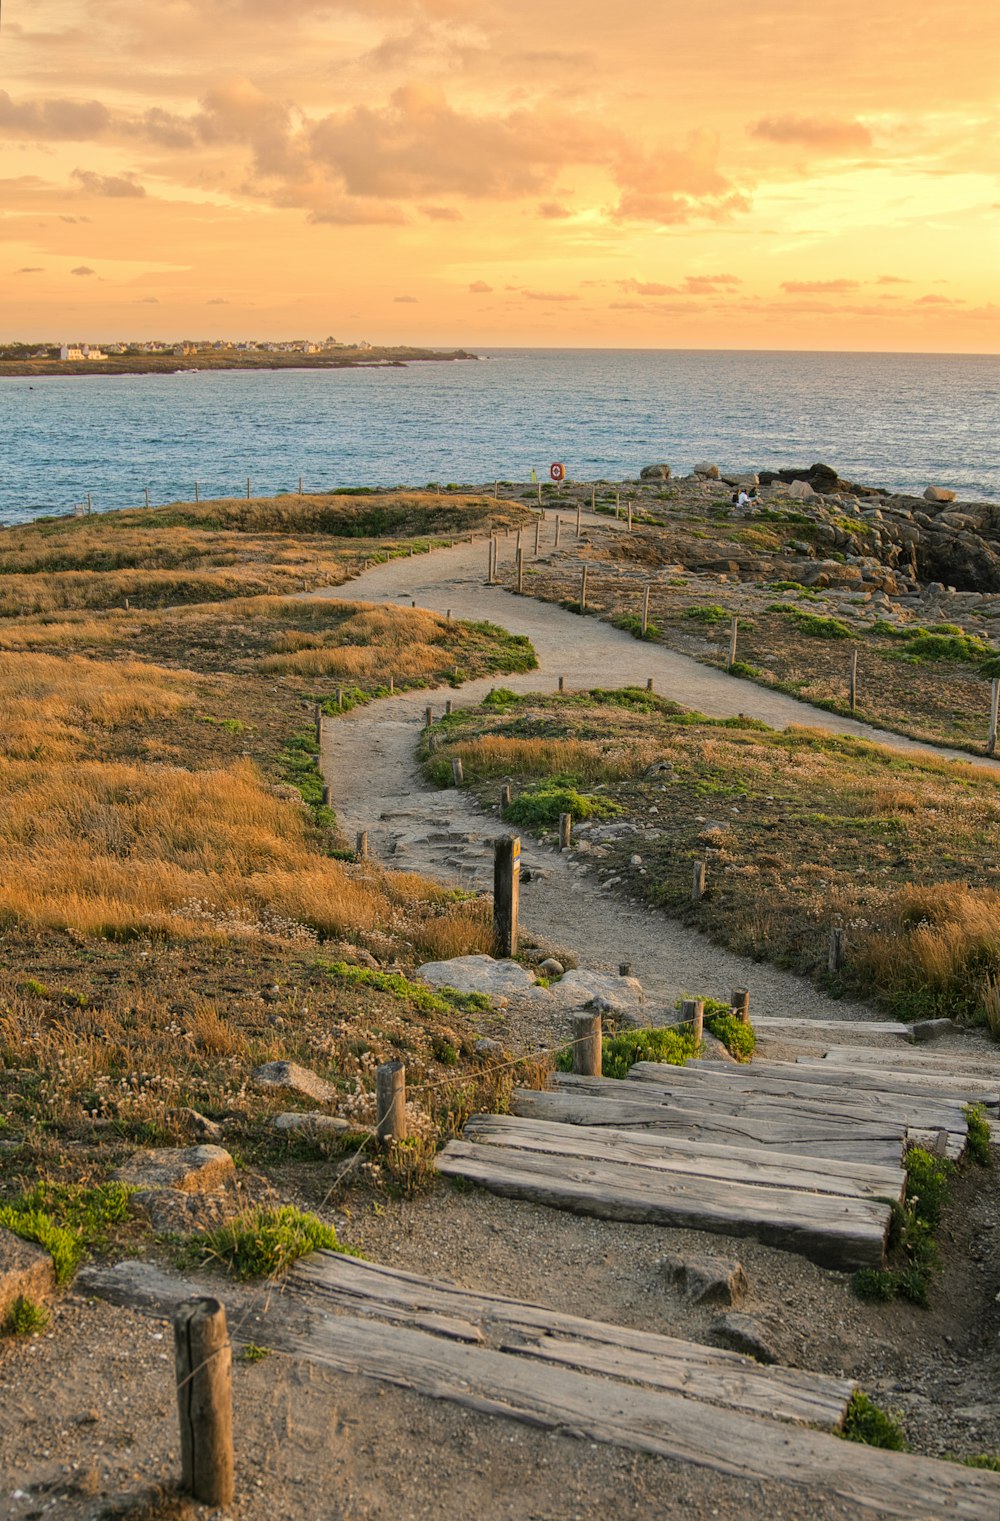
xmin=356 ymin=830 xmax=369 ymax=860
xmin=492 ymin=835 xmax=520 ymax=957
xmin=87 ymin=491 xmax=93 ymax=512
xmin=627 ymin=500 xmax=633 ymax=531
xmin=494 ymin=480 xmax=499 ymax=499
xmin=849 ymin=647 xmax=858 ymax=714
xmin=375 ymin=1060 xmax=407 ymax=1140
xmin=572 ymin=1012 xmax=602 ymax=1077
xmin=681 ymin=998 xmax=704 ymax=1043
xmin=173 ymin=1297 xmax=234 ymax=1508
xmin=580 ymin=566 xmax=588 ymax=611
xmin=314 ymin=703 xmax=323 ymax=741
xmin=517 ymin=547 xmax=524 ymax=593
xmin=451 ymin=757 xmax=464 ymax=786
xmin=321 ymin=784 xmax=331 ymax=806
xmin=537 ymin=482 xmax=542 ymax=506
xmin=390 ymin=675 xmax=395 ymax=694
xmin=728 ymin=615 xmax=739 ymax=670
xmin=444 ymin=698 xmax=452 ymax=714
xmin=534 ymin=518 xmax=540 ymax=555
xmin=576 ymin=502 xmax=582 ymax=537
xmin=558 ymin=812 xmax=572 ymax=851
xmin=298 ymin=476 xmax=303 ymax=495
xmin=246 ymin=477 xmax=251 ymax=499
xmin=988 ymin=678 xmax=999 ymax=756
xmin=558 ymin=675 xmax=565 ymax=692
xmin=731 ymin=987 xmax=750 ymax=1025
xmin=123 ymin=596 xmax=130 ymax=610
xmin=615 ymin=490 xmax=620 ymax=518
xmin=692 ymin=860 xmax=706 ymax=900
xmin=591 ymin=485 xmax=596 ymax=511
xmin=500 ymin=783 xmax=512 ymax=808
xmin=336 ymin=688 xmax=343 ymax=710
xmin=144 ymin=484 xmax=150 ymax=508
xmin=424 ymin=706 xmax=433 ymax=726
xmin=619 ymin=962 xmax=633 ymax=978
xmin=646 ymin=677 xmax=654 ymax=692
xmin=829 ymin=926 xmax=846 ymax=973
xmin=194 ymin=481 xmax=199 ymax=503
xmin=554 ymin=516 xmax=561 ymax=549
xmin=641 ymin=585 xmax=651 ymax=636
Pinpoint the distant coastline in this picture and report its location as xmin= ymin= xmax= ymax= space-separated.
xmin=0 ymin=346 xmax=478 ymax=379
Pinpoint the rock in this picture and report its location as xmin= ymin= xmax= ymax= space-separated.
xmin=711 ymin=1313 xmax=783 ymax=1364
xmin=0 ymin=1226 xmax=55 ymax=1321
xmin=253 ymin=1060 xmax=336 ymax=1103
xmin=924 ymin=486 xmax=957 ymax=503
xmin=260 ymin=984 xmax=282 ymax=1003
xmin=548 ymin=968 xmax=645 ymax=1016
xmin=786 ymin=479 xmax=817 ymax=500
xmin=639 ymin=463 xmax=672 ymax=481
xmin=692 ymin=461 xmax=720 ymax=480
xmin=114 ymin=1144 xmax=236 ymax=1195
xmin=474 ymin=1038 xmax=503 ymax=1056
xmin=538 ymin=958 xmax=565 ymax=978
xmin=660 ymin=1252 xmax=747 ymax=1306
xmin=272 ymin=1112 xmax=352 ymax=1135
xmin=910 ymin=1018 xmax=960 ymax=1043
xmin=724 ymin=472 xmax=759 ymax=490
xmin=171 ymin=1108 xmax=224 ymax=1144
xmin=417 ymin=954 xmax=539 ymax=1000
xmin=629 ymin=854 xmax=643 ymax=867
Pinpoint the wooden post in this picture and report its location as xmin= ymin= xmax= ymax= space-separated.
xmin=646 ymin=677 xmax=654 ymax=692
xmin=321 ymin=784 xmax=331 ymax=807
xmin=517 ymin=547 xmax=524 ymax=593
xmin=123 ymin=596 xmax=130 ymax=610
xmin=451 ymin=757 xmax=464 ymax=786
xmin=424 ymin=706 xmax=433 ymax=726
xmin=558 ymin=812 xmax=572 ymax=850
xmin=390 ymin=675 xmax=395 ymax=694
xmin=849 ymin=647 xmax=858 ymax=713
xmin=731 ymin=988 xmax=750 ymax=1025
xmin=692 ymin=860 xmax=706 ymax=900
xmin=537 ymin=482 xmax=542 ymax=506
xmin=591 ymin=484 xmax=596 ymax=511
xmin=681 ymin=998 xmax=704 ymax=1043
xmin=87 ymin=492 xmax=92 ymax=513
xmin=619 ymin=962 xmax=633 ymax=978
xmin=194 ymin=481 xmax=199 ymax=503
xmin=627 ymin=499 xmax=633 ymax=531
xmin=298 ymin=476 xmax=303 ymax=495
xmin=988 ymin=678 xmax=999 ymax=756
xmin=572 ymin=1012 xmax=602 ymax=1077
xmin=487 ymin=538 xmax=494 ymax=582
xmin=533 ymin=517 xmax=540 ymax=556
xmin=144 ymin=484 xmax=150 ymax=508
xmin=554 ymin=516 xmax=561 ymax=549
xmin=576 ymin=502 xmax=582 ymax=537
xmin=728 ymin=615 xmax=739 ymax=670
xmin=356 ymin=830 xmax=369 ymax=860
xmin=558 ymin=675 xmax=565 ymax=692
xmin=829 ymin=926 xmax=846 ymax=973
xmin=494 ymin=479 xmax=499 ymax=499
xmin=246 ymin=477 xmax=251 ymax=500
xmin=336 ymin=687 xmax=343 ymax=710
xmin=375 ymin=1060 xmax=407 ymax=1141
xmin=500 ymin=783 xmax=512 ymax=809
xmin=444 ymin=698 xmax=452 ymax=714
xmin=173 ymin=1298 xmax=234 ymax=1508
xmin=615 ymin=490 xmax=620 ymax=519
xmin=314 ymin=704 xmax=323 ymax=741
xmin=641 ymin=585 xmax=651 ymax=637
xmin=580 ymin=566 xmax=588 ymax=611
xmin=492 ymin=835 xmax=520 ymax=957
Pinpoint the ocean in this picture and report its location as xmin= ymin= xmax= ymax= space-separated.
xmin=2 ymin=348 xmax=998 ymax=525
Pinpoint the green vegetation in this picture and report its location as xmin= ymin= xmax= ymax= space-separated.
xmin=612 ymin=612 xmax=662 ymax=641
xmin=2 ymin=1295 xmax=50 ymax=1336
xmin=279 ymin=730 xmax=335 ymax=827
xmin=504 ymin=778 xmax=624 ymax=829
xmin=238 ymin=1343 xmax=272 ymax=1363
xmin=320 ymin=960 xmax=491 ymax=1015
xmin=0 ymin=1182 xmax=134 ymax=1286
xmin=853 ymin=1146 xmax=954 ymax=1306
xmin=683 ymin=604 xmax=729 ymax=625
xmin=703 ymin=1006 xmax=756 ymax=1062
xmin=556 ymin=1024 xmax=700 ymax=1079
xmin=841 ymin=1391 xmax=907 ymax=1451
xmin=964 ymin=1104 xmax=992 ymax=1166
xmin=773 ymin=607 xmax=854 ymax=640
xmin=963 ymin=1454 xmax=1000 ymax=1471
xmin=186 ymin=1204 xmax=357 ymax=1279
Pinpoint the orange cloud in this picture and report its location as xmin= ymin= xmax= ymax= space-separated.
xmin=781 ymin=279 xmax=862 ymax=293
xmin=748 ymin=115 xmax=873 ymax=152
xmin=72 ymin=168 xmax=146 ymax=197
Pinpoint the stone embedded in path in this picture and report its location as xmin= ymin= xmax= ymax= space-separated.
xmin=547 ymin=968 xmax=645 ymax=1017
xmin=273 ymin=1112 xmax=353 ymax=1136
xmin=170 ymin=1107 xmax=224 ymax=1144
xmin=253 ymin=1060 xmax=337 ymax=1103
xmin=660 ymin=1252 xmax=747 ymax=1307
xmin=910 ymin=1018 xmax=960 ymax=1043
xmin=417 ymin=954 xmax=545 ymax=1001
xmin=114 ymin=1144 xmax=236 ymax=1195
xmin=0 ymin=1226 xmax=55 ymax=1320
xmin=711 ymin=1312 xmax=786 ymax=1365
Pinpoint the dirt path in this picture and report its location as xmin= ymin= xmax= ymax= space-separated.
xmin=310 ymin=522 xmax=979 ymax=1023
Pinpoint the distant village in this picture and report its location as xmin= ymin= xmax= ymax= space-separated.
xmin=1 ymin=337 xmax=373 ymax=362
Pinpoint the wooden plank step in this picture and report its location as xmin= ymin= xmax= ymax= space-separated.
xmin=622 ymin=1065 xmax=973 ymax=1131
xmin=742 ymin=1058 xmax=999 ymax=1107
xmin=289 ymin=1253 xmax=855 ymax=1429
xmin=436 ymin=1140 xmax=892 ymax=1270
xmin=463 ymin=1113 xmax=907 ymax=1203
xmin=754 ymin=1018 xmax=914 ymax=1041
xmin=805 ymin=1047 xmax=999 ymax=1078
xmin=511 ymin=1087 xmax=908 ymax=1168
xmin=276 ymin=1311 xmax=1000 ymax=1519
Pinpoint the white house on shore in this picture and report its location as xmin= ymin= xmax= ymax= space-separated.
xmin=60 ymin=343 xmax=107 ymax=361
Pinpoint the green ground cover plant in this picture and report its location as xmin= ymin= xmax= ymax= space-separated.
xmin=186 ymin=1204 xmax=357 ymax=1279
xmin=841 ymin=1391 xmax=907 ymax=1450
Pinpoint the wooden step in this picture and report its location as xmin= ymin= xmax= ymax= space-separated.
xmin=744 ymin=1058 xmax=999 ymax=1108
xmin=288 ymin=1252 xmax=856 ymax=1430
xmin=754 ymin=1018 xmax=914 ymax=1042
xmin=803 ymin=1047 xmax=1000 ymax=1079
xmin=511 ymin=1086 xmax=908 ymax=1168
xmin=436 ymin=1138 xmax=893 ymax=1269
xmin=463 ymin=1112 xmax=907 ymax=1202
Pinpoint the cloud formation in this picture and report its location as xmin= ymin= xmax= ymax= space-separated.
xmin=72 ymin=168 xmax=146 ymax=197
xmin=748 ymin=115 xmax=873 ymax=152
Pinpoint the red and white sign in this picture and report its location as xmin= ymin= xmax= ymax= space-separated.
xmin=549 ymin=462 xmax=566 ymax=482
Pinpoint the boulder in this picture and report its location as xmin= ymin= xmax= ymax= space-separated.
xmin=171 ymin=1108 xmax=224 ymax=1144
xmin=639 ymin=463 xmax=672 ymax=481
xmin=114 ymin=1144 xmax=235 ymax=1195
xmin=924 ymin=486 xmax=957 ymax=503
xmin=547 ymin=968 xmax=645 ymax=1016
xmin=660 ymin=1252 xmax=747 ymax=1306
xmin=417 ymin=954 xmax=540 ymax=1000
xmin=786 ymin=479 xmax=817 ymax=500
xmin=910 ymin=1018 xmax=960 ymax=1043
xmin=253 ymin=1060 xmax=336 ymax=1104
xmin=0 ymin=1227 xmax=55 ymax=1320
xmin=711 ymin=1313 xmax=785 ymax=1364
xmin=692 ymin=461 xmax=721 ymax=480
xmin=538 ymin=958 xmax=565 ymax=978
xmin=272 ymin=1112 xmax=352 ymax=1135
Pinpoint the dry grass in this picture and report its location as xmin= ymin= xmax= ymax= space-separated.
xmin=854 ymin=884 xmax=1000 ymax=1024
xmin=439 ymin=734 xmax=660 ymax=783
xmin=262 ymin=603 xmax=459 ymax=680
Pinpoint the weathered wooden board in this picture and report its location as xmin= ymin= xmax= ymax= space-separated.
xmin=462 ymin=1112 xmax=907 ymax=1202
xmin=622 ymin=1065 xmax=972 ymax=1132
xmin=436 ymin=1139 xmax=892 ymax=1269
xmin=805 ymin=1047 xmax=998 ymax=1078
xmin=741 ymin=1058 xmax=998 ymax=1107
xmin=511 ymin=1087 xmax=908 ymax=1168
xmin=754 ymin=1018 xmax=914 ymax=1041
xmin=276 ymin=1307 xmax=1000 ymax=1520
xmin=289 ymin=1253 xmax=855 ymax=1429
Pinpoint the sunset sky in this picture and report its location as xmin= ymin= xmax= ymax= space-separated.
xmin=2 ymin=0 xmax=998 ymax=350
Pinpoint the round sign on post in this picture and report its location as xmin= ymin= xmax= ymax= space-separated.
xmin=550 ymin=462 xmax=566 ymax=482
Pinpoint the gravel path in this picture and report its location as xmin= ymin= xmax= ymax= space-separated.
xmin=310 ymin=523 xmax=980 ymax=1024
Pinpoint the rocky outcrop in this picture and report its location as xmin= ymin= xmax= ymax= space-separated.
xmin=924 ymin=485 xmax=957 ymax=503
xmin=639 ymin=463 xmax=672 ymax=481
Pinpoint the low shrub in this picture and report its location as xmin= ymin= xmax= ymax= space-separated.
xmin=556 ymin=1024 xmax=699 ymax=1079
xmin=841 ymin=1391 xmax=907 ymax=1450
xmin=186 ymin=1204 xmax=358 ymax=1279
xmin=683 ymin=604 xmax=728 ymax=625
xmin=3 ymin=1295 xmax=50 ymax=1336
xmin=504 ymin=779 xmax=623 ymax=829
xmin=776 ymin=608 xmax=854 ymax=640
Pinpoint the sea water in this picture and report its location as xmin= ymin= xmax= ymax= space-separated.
xmin=2 ymin=348 xmax=997 ymax=524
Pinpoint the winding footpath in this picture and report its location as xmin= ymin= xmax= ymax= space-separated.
xmin=313 ymin=522 xmax=998 ymax=1023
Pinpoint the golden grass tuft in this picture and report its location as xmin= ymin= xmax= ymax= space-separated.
xmin=442 ymin=735 xmax=660 ymax=783
xmin=262 ymin=601 xmax=453 ymax=679
xmin=855 ymin=882 xmax=1000 ymax=1024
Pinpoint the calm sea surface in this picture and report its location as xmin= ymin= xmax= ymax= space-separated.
xmin=2 ymin=348 xmax=998 ymax=524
